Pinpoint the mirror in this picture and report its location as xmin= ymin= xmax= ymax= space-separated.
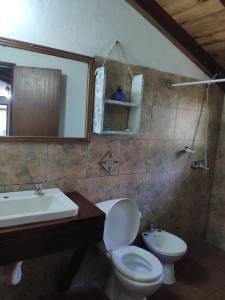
xmin=0 ymin=37 xmax=93 ymax=142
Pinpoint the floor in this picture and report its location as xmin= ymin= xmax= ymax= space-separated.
xmin=151 ymin=242 xmax=225 ymax=300
xmin=61 ymin=242 xmax=225 ymax=300
xmin=61 ymin=283 xmax=109 ymax=300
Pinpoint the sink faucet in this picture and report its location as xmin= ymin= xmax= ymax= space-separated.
xmin=35 ymin=184 xmax=44 ymax=196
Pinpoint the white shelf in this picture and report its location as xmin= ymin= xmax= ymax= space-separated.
xmin=101 ymin=130 xmax=135 ymax=135
xmin=93 ymin=67 xmax=144 ymax=135
xmin=104 ymin=99 xmax=139 ymax=107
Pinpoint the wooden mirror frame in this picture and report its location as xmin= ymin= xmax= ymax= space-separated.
xmin=0 ymin=36 xmax=94 ymax=143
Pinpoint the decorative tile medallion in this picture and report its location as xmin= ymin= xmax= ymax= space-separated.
xmin=99 ymin=151 xmax=119 ymax=173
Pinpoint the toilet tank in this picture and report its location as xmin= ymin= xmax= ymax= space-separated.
xmin=96 ymin=198 xmax=142 ymax=251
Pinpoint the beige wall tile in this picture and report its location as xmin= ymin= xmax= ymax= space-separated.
xmin=150 ymin=106 xmax=176 ymax=139
xmin=75 ymin=176 xmax=119 ymax=203
xmin=207 ymin=220 xmax=225 ymax=251
xmin=152 ymin=72 xmax=179 ymax=107
xmin=207 ymin=88 xmax=225 ymax=251
xmin=0 ymin=143 xmax=46 ymax=185
xmin=134 ymin=105 xmax=152 ymax=139
xmin=177 ymin=84 xmax=204 ymax=110
xmin=119 ymin=140 xmax=148 ymax=174
xmin=47 ymin=144 xmax=87 ymax=181
xmin=174 ymin=109 xmax=199 ymax=140
xmin=147 ymin=140 xmax=192 ymax=172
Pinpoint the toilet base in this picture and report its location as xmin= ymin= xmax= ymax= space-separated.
xmin=162 ymin=262 xmax=175 ymax=285
xmin=105 ymin=271 xmax=152 ymax=300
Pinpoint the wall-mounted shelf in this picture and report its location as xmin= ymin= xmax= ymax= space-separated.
xmin=99 ymin=130 xmax=134 ymax=135
xmin=104 ymin=99 xmax=140 ymax=107
xmin=93 ymin=66 xmax=144 ymax=135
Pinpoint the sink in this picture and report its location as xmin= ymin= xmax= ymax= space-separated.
xmin=0 ymin=188 xmax=79 ymax=228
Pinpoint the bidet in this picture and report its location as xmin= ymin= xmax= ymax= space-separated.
xmin=142 ymin=230 xmax=187 ymax=284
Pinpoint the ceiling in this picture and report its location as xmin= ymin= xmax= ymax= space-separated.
xmin=155 ymin=0 xmax=225 ymax=68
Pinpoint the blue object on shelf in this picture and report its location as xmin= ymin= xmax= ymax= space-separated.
xmin=103 ymin=127 xmax=112 ymax=131
xmin=112 ymin=91 xmax=127 ymax=102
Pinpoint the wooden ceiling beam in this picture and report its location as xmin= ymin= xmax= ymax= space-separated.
xmin=220 ymin=0 xmax=225 ymax=7
xmin=126 ymin=0 xmax=225 ymax=87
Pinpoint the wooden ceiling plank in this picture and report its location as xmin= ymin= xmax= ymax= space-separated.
xmin=182 ymin=10 xmax=225 ymax=37
xmin=193 ymin=29 xmax=225 ymax=40
xmin=204 ymin=40 xmax=225 ymax=52
xmin=197 ymin=30 xmax=225 ymax=46
xmin=156 ymin=0 xmax=225 ymax=46
xmin=172 ymin=0 xmax=224 ymax=25
xmin=126 ymin=0 xmax=225 ymax=82
xmin=157 ymin=0 xmax=200 ymax=16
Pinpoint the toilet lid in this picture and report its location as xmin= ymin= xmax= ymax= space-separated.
xmin=112 ymin=245 xmax=163 ymax=283
xmin=96 ymin=199 xmax=141 ymax=251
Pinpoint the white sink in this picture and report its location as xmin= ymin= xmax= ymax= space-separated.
xmin=0 ymin=188 xmax=79 ymax=228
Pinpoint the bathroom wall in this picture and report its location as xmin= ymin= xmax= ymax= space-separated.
xmin=0 ymin=0 xmax=207 ymax=80
xmin=207 ymin=97 xmax=225 ymax=251
xmin=0 ymin=59 xmax=223 ymax=299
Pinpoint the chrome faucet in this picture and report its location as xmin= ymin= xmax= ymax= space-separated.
xmin=149 ymin=223 xmax=155 ymax=233
xmin=191 ymin=160 xmax=209 ymax=171
xmin=35 ymin=184 xmax=44 ymax=196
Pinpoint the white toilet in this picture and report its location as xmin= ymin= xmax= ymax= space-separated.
xmin=142 ymin=229 xmax=187 ymax=285
xmin=96 ymin=198 xmax=163 ymax=300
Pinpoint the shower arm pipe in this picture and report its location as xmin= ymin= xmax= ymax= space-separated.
xmin=168 ymin=78 xmax=225 ymax=88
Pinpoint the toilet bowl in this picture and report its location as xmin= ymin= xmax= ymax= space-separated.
xmin=96 ymin=199 xmax=163 ymax=300
xmin=142 ymin=230 xmax=187 ymax=285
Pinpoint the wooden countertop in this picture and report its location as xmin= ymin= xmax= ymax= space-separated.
xmin=0 ymin=191 xmax=105 ymax=265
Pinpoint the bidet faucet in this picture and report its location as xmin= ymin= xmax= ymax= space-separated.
xmin=149 ymin=223 xmax=155 ymax=233
xmin=35 ymin=184 xmax=44 ymax=196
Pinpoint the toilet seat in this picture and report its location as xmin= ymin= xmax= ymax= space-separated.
xmin=111 ymin=245 xmax=163 ymax=283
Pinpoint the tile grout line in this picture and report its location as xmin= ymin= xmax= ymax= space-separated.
xmin=172 ymin=107 xmax=178 ymax=139
xmin=117 ymin=138 xmax=122 ymax=179
xmin=45 ymin=144 xmax=48 ymax=188
xmin=86 ymin=141 xmax=89 ymax=179
xmin=148 ymin=104 xmax=154 ymax=140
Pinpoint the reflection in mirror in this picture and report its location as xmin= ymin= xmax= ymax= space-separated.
xmin=0 ymin=42 xmax=93 ymax=140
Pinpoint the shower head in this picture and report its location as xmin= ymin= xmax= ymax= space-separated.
xmin=184 ymin=146 xmax=196 ymax=154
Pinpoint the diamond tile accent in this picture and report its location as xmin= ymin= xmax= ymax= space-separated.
xmin=99 ymin=151 xmax=119 ymax=173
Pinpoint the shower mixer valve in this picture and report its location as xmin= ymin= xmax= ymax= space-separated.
xmin=191 ymin=160 xmax=209 ymax=171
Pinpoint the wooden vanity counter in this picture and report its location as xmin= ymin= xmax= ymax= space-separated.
xmin=0 ymin=192 xmax=105 ymax=265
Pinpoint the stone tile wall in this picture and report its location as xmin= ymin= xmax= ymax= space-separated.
xmin=0 ymin=58 xmax=223 ymax=299
xmin=207 ymin=96 xmax=225 ymax=251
